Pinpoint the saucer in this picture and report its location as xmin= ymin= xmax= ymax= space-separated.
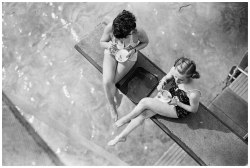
xmin=115 ymin=49 xmax=129 ymax=62
xmin=161 ymin=90 xmax=172 ymax=102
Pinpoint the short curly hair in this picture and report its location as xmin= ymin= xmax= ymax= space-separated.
xmin=112 ymin=10 xmax=136 ymax=39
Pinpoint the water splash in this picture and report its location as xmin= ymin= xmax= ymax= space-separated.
xmin=51 ymin=12 xmax=57 ymax=19
xmin=28 ymin=115 xmax=34 ymax=123
xmin=62 ymin=85 xmax=71 ymax=98
xmin=60 ymin=18 xmax=67 ymax=25
xmin=30 ymin=97 xmax=35 ymax=102
xmin=90 ymin=87 xmax=95 ymax=94
xmin=46 ymin=81 xmax=50 ymax=85
xmin=64 ymin=145 xmax=69 ymax=152
xmin=48 ymin=61 xmax=53 ymax=66
xmin=41 ymin=33 xmax=46 ymax=38
xmin=91 ymin=121 xmax=96 ymax=139
xmin=154 ymin=8 xmax=158 ymax=15
xmin=17 ymin=70 xmax=24 ymax=77
xmin=42 ymin=12 xmax=48 ymax=17
xmin=58 ymin=5 xmax=63 ymax=11
xmin=56 ymin=148 xmax=61 ymax=154
xmin=70 ymin=27 xmax=80 ymax=42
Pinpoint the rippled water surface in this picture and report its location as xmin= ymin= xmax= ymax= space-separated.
xmin=2 ymin=2 xmax=247 ymax=165
xmin=2 ymin=2 xmax=176 ymax=165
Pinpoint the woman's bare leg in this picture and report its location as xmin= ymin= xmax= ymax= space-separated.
xmin=108 ymin=98 xmax=178 ymax=146
xmin=114 ymin=59 xmax=136 ymax=82
xmin=108 ymin=110 xmax=155 ymax=146
xmin=115 ymin=97 xmax=178 ymax=127
xmin=115 ymin=98 xmax=148 ymax=127
xmin=103 ymin=51 xmax=118 ymax=121
xmin=113 ymin=60 xmax=135 ymax=108
xmin=103 ymin=51 xmax=136 ymax=122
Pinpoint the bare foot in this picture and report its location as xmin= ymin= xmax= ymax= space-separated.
xmin=107 ymin=136 xmax=126 ymax=146
xmin=109 ymin=105 xmax=118 ymax=122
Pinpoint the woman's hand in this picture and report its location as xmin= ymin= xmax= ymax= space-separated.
xmin=157 ymin=83 xmax=163 ymax=91
xmin=126 ymin=48 xmax=136 ymax=58
xmin=109 ymin=44 xmax=118 ymax=55
xmin=157 ymin=78 xmax=167 ymax=91
xmin=168 ymin=96 xmax=179 ymax=106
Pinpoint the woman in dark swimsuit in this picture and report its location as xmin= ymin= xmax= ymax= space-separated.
xmin=108 ymin=57 xmax=201 ymax=146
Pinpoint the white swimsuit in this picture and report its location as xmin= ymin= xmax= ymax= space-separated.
xmin=104 ymin=33 xmax=139 ymax=62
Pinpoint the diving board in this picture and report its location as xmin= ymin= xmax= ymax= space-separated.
xmin=74 ymin=22 xmax=248 ymax=166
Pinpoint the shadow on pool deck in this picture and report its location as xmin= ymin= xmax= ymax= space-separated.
xmin=157 ymin=107 xmax=230 ymax=133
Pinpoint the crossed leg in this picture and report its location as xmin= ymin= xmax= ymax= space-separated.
xmin=115 ymin=97 xmax=178 ymax=127
xmin=108 ymin=97 xmax=178 ymax=145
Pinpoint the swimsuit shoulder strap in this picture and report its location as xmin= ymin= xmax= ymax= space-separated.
xmin=110 ymin=33 xmax=116 ymax=43
xmin=188 ymin=89 xmax=202 ymax=96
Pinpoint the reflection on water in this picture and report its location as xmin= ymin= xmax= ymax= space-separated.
xmin=2 ymin=2 xmax=174 ymax=165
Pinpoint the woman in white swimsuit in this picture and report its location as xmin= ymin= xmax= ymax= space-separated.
xmin=100 ymin=10 xmax=149 ymax=122
xmin=108 ymin=57 xmax=201 ymax=146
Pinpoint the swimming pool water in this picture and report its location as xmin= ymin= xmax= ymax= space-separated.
xmin=2 ymin=2 xmax=176 ymax=165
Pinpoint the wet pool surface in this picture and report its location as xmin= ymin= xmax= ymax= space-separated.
xmin=2 ymin=2 xmax=247 ymax=165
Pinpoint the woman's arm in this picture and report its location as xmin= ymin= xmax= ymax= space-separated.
xmin=171 ymin=91 xmax=201 ymax=113
xmin=126 ymin=27 xmax=149 ymax=58
xmin=133 ymin=27 xmax=149 ymax=51
xmin=157 ymin=67 xmax=174 ymax=90
xmin=100 ymin=23 xmax=113 ymax=49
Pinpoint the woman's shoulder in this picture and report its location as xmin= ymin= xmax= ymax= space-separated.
xmin=166 ymin=66 xmax=175 ymax=76
xmin=135 ymin=27 xmax=147 ymax=37
xmin=169 ymin=66 xmax=175 ymax=73
xmin=185 ymin=81 xmax=202 ymax=97
xmin=104 ymin=22 xmax=113 ymax=34
xmin=188 ymin=90 xmax=201 ymax=98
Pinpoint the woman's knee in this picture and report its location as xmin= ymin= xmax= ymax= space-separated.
xmin=132 ymin=115 xmax=145 ymax=125
xmin=103 ymin=77 xmax=114 ymax=88
xmin=138 ymin=97 xmax=151 ymax=108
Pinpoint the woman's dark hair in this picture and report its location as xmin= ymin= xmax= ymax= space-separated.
xmin=174 ymin=57 xmax=200 ymax=79
xmin=112 ymin=10 xmax=136 ymax=39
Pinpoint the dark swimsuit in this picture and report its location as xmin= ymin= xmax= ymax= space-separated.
xmin=168 ymin=80 xmax=191 ymax=118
